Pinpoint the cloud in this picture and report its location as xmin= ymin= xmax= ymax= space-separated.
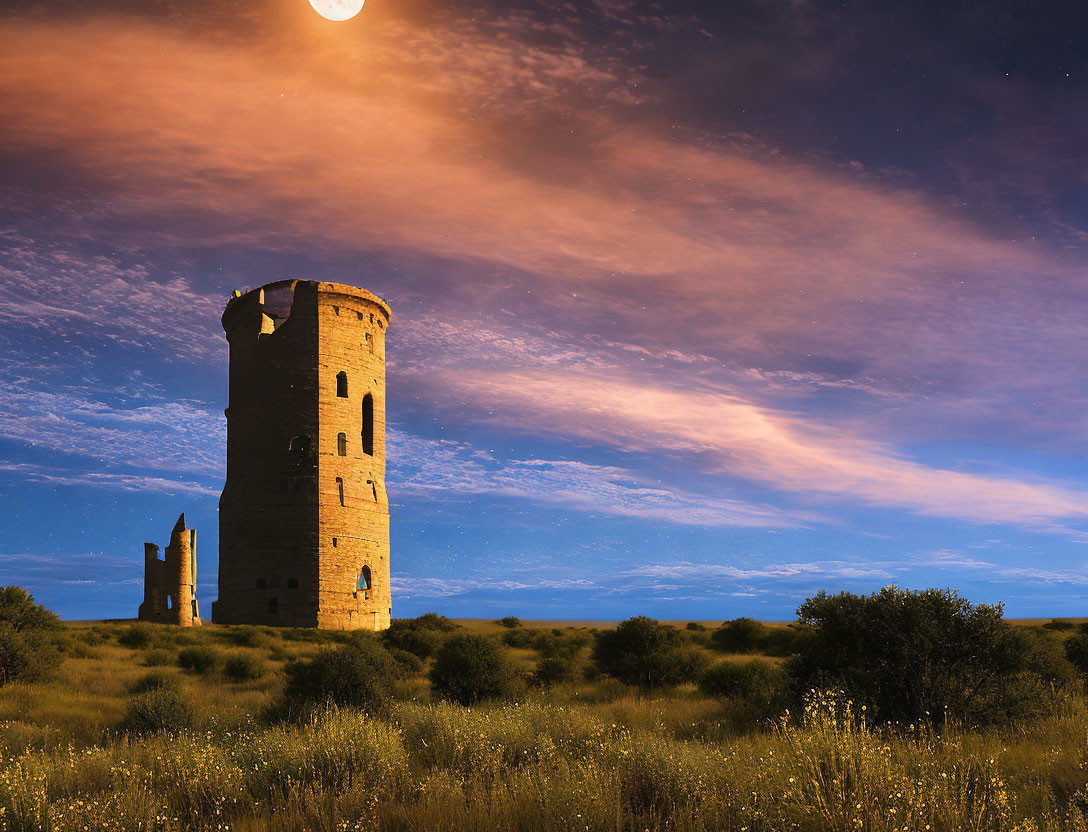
xmin=389 ymin=428 xmax=812 ymax=527
xmin=0 ymin=462 xmax=219 ymax=497
xmin=441 ymin=371 xmax=1088 ymax=529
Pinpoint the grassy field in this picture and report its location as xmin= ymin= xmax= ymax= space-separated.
xmin=2 ymin=619 xmax=1088 ymax=831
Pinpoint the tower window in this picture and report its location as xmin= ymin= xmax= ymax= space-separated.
xmin=268 ymin=597 xmax=279 ymax=615
xmin=332 ymin=537 xmax=338 ymax=548
xmin=359 ymin=565 xmax=372 ymax=591
xmin=337 ymin=432 xmax=347 ymax=456
xmin=336 ymin=371 xmax=348 ymax=398
xmin=336 ymin=477 xmax=345 ymax=506
xmin=368 ymin=479 xmax=378 ymax=501
xmin=289 ymin=435 xmax=310 ymax=454
xmin=362 ymin=394 xmax=374 ymax=456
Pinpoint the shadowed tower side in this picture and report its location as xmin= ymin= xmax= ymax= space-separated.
xmin=212 ymin=279 xmax=392 ymax=630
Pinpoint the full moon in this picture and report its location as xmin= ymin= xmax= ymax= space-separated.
xmin=307 ymin=0 xmax=365 ymax=21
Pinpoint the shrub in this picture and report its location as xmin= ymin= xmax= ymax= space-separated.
xmin=761 ymin=626 xmax=801 ymax=657
xmin=686 ymin=622 xmax=706 ymax=631
xmin=382 ymin=613 xmax=458 ymax=659
xmin=592 ymin=616 xmax=708 ymax=689
xmin=1043 ymin=619 xmax=1075 ymax=631
xmin=711 ymin=617 xmax=769 ymax=653
xmin=177 ymin=645 xmax=221 ymax=674
xmin=119 ymin=687 xmax=197 ymax=734
xmin=497 ymin=616 xmax=522 ymax=628
xmin=534 ymin=654 xmax=580 ymax=686
xmin=220 ymin=626 xmax=273 ymax=648
xmin=224 ymin=653 xmax=265 ymax=682
xmin=281 ymin=638 xmax=403 ymax=716
xmin=118 ymin=623 xmax=155 ymax=649
xmin=0 ymin=586 xmax=61 ymax=632
xmin=787 ymin=586 xmax=1077 ymax=725
xmin=700 ymin=659 xmax=787 ymax=714
xmin=0 ymin=626 xmax=62 ymax=685
xmin=387 ymin=647 xmax=424 ymax=674
xmin=142 ymin=649 xmax=175 ymax=667
xmin=429 ymin=634 xmax=516 ymax=705
xmin=128 ymin=670 xmax=181 ymax=694
xmin=502 ymin=627 xmax=538 ymax=649
xmin=1066 ymin=632 xmax=1088 ymax=674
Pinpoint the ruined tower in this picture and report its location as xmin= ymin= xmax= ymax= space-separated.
xmin=138 ymin=513 xmax=201 ymax=626
xmin=211 ymin=280 xmax=391 ymax=630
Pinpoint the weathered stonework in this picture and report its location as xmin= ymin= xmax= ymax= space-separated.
xmin=138 ymin=513 xmax=201 ymax=626
xmin=212 ymin=280 xmax=391 ymax=630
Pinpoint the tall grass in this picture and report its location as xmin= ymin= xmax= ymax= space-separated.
xmin=2 ymin=692 xmax=1088 ymax=831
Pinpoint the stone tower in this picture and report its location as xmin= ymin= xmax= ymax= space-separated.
xmin=138 ymin=513 xmax=201 ymax=626
xmin=211 ymin=280 xmax=391 ymax=630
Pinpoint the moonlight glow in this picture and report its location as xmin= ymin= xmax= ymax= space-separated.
xmin=307 ymin=0 xmax=364 ymax=21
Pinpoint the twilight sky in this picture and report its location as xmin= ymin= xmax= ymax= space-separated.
xmin=1 ymin=0 xmax=1087 ymax=621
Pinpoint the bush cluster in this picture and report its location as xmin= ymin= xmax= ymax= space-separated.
xmin=592 ymin=616 xmax=707 ymax=689
xmin=0 ymin=586 xmax=63 ymax=686
xmin=381 ymin=612 xmax=459 ymax=658
xmin=177 ymin=645 xmax=221 ymax=674
xmin=280 ymin=636 xmax=404 ymax=717
xmin=429 ymin=634 xmax=517 ymax=705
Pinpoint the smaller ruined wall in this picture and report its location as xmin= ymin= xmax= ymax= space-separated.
xmin=138 ymin=514 xmax=201 ymax=626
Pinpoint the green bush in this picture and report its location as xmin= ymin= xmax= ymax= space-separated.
xmin=1043 ymin=619 xmax=1075 ymax=631
xmin=280 ymin=638 xmax=403 ymax=716
xmin=1066 ymin=632 xmax=1088 ymax=674
xmin=787 ymin=586 xmax=1077 ymax=725
xmin=118 ymin=623 xmax=155 ymax=649
xmin=700 ymin=659 xmax=787 ymax=715
xmin=381 ymin=613 xmax=458 ymax=659
xmin=0 ymin=626 xmax=63 ymax=686
xmin=497 ymin=616 xmax=522 ymax=628
xmin=220 ymin=625 xmax=273 ymax=648
xmin=686 ymin=622 xmax=706 ymax=631
xmin=533 ymin=654 xmax=580 ymax=686
xmin=712 ymin=617 xmax=769 ymax=653
xmin=119 ymin=687 xmax=197 ymax=734
xmin=0 ymin=586 xmax=61 ymax=632
xmin=761 ymin=626 xmax=801 ymax=657
xmin=224 ymin=653 xmax=265 ymax=682
xmin=177 ymin=645 xmax=221 ymax=674
xmin=387 ymin=647 xmax=424 ymax=674
xmin=142 ymin=649 xmax=175 ymax=667
xmin=502 ymin=627 xmax=538 ymax=648
xmin=592 ymin=616 xmax=708 ymax=689
xmin=128 ymin=670 xmax=181 ymax=694
xmin=429 ymin=634 xmax=516 ymax=705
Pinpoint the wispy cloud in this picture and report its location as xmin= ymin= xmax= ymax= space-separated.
xmin=0 ymin=462 xmax=218 ymax=497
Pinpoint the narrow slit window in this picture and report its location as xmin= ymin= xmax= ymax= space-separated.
xmin=368 ymin=479 xmax=378 ymax=501
xmin=336 ymin=476 xmax=345 ymax=506
xmin=337 ymin=432 xmax=347 ymax=456
xmin=268 ymin=598 xmax=279 ymax=615
xmin=362 ymin=394 xmax=374 ymax=456
xmin=336 ymin=371 xmax=348 ymax=398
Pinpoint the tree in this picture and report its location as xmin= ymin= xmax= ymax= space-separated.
xmin=381 ymin=613 xmax=458 ymax=659
xmin=700 ymin=658 xmax=787 ymax=716
xmin=0 ymin=586 xmax=61 ymax=632
xmin=788 ymin=586 xmax=1075 ymax=725
xmin=0 ymin=587 xmax=63 ymax=686
xmin=711 ymin=617 xmax=768 ymax=653
xmin=592 ymin=616 xmax=707 ymax=689
xmin=429 ymin=634 xmax=515 ymax=705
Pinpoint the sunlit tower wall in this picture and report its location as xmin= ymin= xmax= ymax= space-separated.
xmin=212 ymin=279 xmax=391 ymax=630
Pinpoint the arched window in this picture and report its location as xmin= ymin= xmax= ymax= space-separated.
xmin=336 ymin=371 xmax=348 ymax=398
xmin=337 ymin=432 xmax=347 ymax=456
xmin=268 ymin=597 xmax=279 ymax=615
xmin=289 ymin=435 xmax=310 ymax=454
xmin=362 ymin=394 xmax=374 ymax=456
xmin=336 ymin=476 xmax=345 ymax=506
xmin=359 ymin=565 xmax=372 ymax=591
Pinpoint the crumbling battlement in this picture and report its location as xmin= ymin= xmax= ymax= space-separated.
xmin=213 ymin=279 xmax=392 ymax=630
xmin=138 ymin=513 xmax=201 ymax=627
